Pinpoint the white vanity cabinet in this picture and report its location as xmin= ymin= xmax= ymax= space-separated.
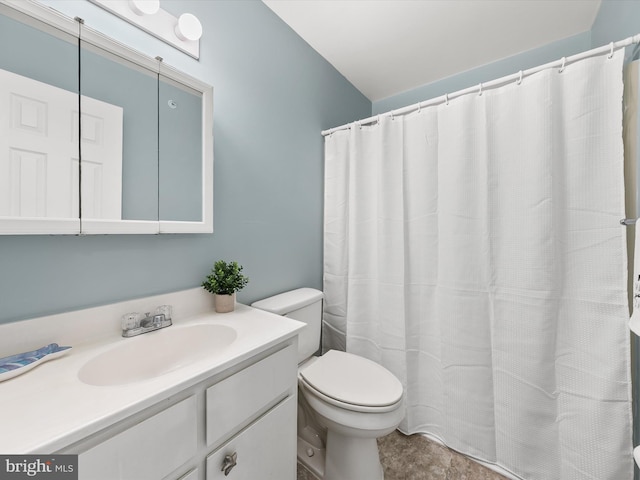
xmin=69 ymin=341 xmax=298 ymax=480
xmin=178 ymin=470 xmax=199 ymax=480
xmin=206 ymin=396 xmax=296 ymax=479
xmin=79 ymin=396 xmax=199 ymax=479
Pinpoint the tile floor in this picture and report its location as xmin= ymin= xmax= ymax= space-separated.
xmin=296 ymin=430 xmax=508 ymax=480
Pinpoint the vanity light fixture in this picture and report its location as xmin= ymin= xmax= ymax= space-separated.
xmin=89 ymin=0 xmax=202 ymax=59
xmin=175 ymin=13 xmax=203 ymax=42
xmin=128 ymin=0 xmax=160 ymax=16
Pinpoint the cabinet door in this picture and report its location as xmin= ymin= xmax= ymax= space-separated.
xmin=206 ymin=344 xmax=296 ymax=447
xmin=206 ymin=396 xmax=296 ymax=480
xmin=79 ymin=396 xmax=197 ymax=480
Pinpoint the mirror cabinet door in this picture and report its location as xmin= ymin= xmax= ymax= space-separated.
xmin=79 ymin=36 xmax=159 ymax=234
xmin=159 ymin=75 xmax=203 ymax=223
xmin=0 ymin=5 xmax=80 ymax=234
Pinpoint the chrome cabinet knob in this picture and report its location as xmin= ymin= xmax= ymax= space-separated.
xmin=221 ymin=452 xmax=237 ymax=476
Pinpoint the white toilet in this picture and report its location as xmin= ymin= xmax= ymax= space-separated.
xmin=252 ymin=288 xmax=404 ymax=480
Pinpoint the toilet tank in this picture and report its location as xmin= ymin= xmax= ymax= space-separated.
xmin=251 ymin=288 xmax=324 ymax=364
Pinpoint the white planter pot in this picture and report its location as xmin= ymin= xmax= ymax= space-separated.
xmin=214 ymin=293 xmax=235 ymax=313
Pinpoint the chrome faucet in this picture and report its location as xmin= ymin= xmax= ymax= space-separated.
xmin=121 ymin=305 xmax=173 ymax=337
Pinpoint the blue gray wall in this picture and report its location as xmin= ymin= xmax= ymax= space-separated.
xmin=591 ymin=0 xmax=640 ymax=47
xmin=0 ymin=0 xmax=370 ymax=324
xmin=3 ymin=0 xmax=639 ymax=329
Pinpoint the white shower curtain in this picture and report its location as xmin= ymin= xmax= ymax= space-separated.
xmin=323 ymin=49 xmax=633 ymax=480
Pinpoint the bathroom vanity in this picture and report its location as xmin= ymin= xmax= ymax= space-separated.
xmin=0 ymin=288 xmax=304 ymax=480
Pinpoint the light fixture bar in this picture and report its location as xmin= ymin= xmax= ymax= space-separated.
xmin=88 ymin=0 xmax=201 ymax=59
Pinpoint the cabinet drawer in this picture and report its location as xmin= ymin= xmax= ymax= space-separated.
xmin=206 ymin=344 xmax=296 ymax=447
xmin=79 ymin=396 xmax=197 ymax=480
xmin=206 ymin=395 xmax=296 ymax=479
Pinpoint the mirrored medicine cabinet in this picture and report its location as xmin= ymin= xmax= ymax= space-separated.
xmin=0 ymin=0 xmax=213 ymax=234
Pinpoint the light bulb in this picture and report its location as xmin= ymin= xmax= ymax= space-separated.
xmin=175 ymin=13 xmax=202 ymax=42
xmin=128 ymin=0 xmax=160 ymax=16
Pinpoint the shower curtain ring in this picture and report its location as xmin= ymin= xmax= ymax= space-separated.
xmin=608 ymin=42 xmax=614 ymax=59
xmin=517 ymin=70 xmax=523 ymax=85
xmin=445 ymin=93 xmax=449 ymax=105
xmin=559 ymin=57 xmax=566 ymax=73
xmin=478 ymin=83 xmax=483 ymax=96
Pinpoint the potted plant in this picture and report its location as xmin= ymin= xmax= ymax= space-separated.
xmin=202 ymin=260 xmax=249 ymax=313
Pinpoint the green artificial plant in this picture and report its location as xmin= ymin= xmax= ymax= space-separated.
xmin=202 ymin=260 xmax=249 ymax=296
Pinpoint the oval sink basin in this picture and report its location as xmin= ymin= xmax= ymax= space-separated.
xmin=78 ymin=324 xmax=237 ymax=386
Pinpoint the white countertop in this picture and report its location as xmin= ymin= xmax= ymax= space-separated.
xmin=0 ymin=303 xmax=303 ymax=453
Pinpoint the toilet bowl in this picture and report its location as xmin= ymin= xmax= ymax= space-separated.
xmin=252 ymin=289 xmax=404 ymax=480
xmin=299 ymin=350 xmax=404 ymax=480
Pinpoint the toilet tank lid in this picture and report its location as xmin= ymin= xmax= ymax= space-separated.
xmin=251 ymin=288 xmax=323 ymax=315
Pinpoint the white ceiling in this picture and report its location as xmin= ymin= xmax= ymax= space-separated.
xmin=262 ymin=0 xmax=602 ymax=102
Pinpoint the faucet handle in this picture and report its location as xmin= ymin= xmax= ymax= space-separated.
xmin=121 ymin=312 xmax=141 ymax=331
xmin=155 ymin=305 xmax=173 ymax=320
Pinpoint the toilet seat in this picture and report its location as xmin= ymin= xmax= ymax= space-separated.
xmin=299 ymin=350 xmax=403 ymax=413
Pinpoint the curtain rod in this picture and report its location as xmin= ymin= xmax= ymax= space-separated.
xmin=322 ymin=33 xmax=640 ymax=137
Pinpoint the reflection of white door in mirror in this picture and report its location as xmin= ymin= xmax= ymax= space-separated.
xmin=0 ymin=68 xmax=78 ymax=219
xmin=76 ymin=96 xmax=123 ymax=220
xmin=0 ymin=68 xmax=124 ymax=221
